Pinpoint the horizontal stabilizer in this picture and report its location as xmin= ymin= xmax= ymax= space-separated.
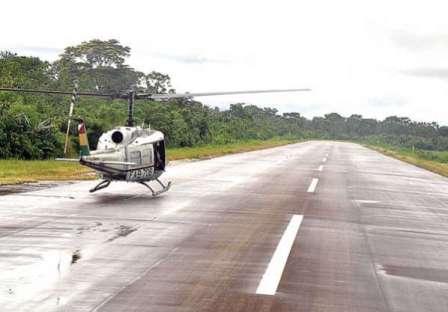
xmin=89 ymin=160 xmax=137 ymax=165
xmin=56 ymin=158 xmax=136 ymax=166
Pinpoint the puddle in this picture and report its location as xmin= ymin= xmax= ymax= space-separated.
xmin=377 ymin=264 xmax=448 ymax=284
xmin=0 ymin=181 xmax=74 ymax=196
xmin=3 ymin=248 xmax=82 ymax=307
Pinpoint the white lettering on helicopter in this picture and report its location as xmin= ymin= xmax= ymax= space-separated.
xmin=126 ymin=167 xmax=154 ymax=181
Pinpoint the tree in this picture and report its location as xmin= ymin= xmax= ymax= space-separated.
xmin=0 ymin=51 xmax=52 ymax=88
xmin=55 ymin=39 xmax=140 ymax=93
xmin=346 ymin=114 xmax=363 ymax=137
xmin=142 ymin=71 xmax=173 ymax=94
xmin=61 ymin=39 xmax=130 ymax=68
xmin=439 ymin=126 xmax=448 ymax=137
xmin=324 ymin=113 xmax=347 ymax=139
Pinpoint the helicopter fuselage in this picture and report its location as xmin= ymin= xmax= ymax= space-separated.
xmin=81 ymin=126 xmax=167 ymax=183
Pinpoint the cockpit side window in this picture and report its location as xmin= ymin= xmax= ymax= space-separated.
xmin=154 ymin=140 xmax=166 ymax=171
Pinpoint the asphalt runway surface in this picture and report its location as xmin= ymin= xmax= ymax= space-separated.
xmin=1 ymin=141 xmax=448 ymax=312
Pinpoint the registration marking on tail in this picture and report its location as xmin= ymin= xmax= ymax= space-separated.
xmin=256 ymin=214 xmax=303 ymax=295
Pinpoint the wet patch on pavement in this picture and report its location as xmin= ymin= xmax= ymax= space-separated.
xmin=377 ymin=264 xmax=448 ymax=284
xmin=106 ymin=225 xmax=138 ymax=242
xmin=0 ymin=181 xmax=74 ymax=196
xmin=76 ymin=221 xmax=105 ymax=234
xmin=2 ymin=248 xmax=83 ymax=306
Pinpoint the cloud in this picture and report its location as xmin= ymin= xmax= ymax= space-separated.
xmin=391 ymin=30 xmax=448 ymax=52
xmin=367 ymin=96 xmax=406 ymax=108
xmin=402 ymin=68 xmax=448 ymax=79
xmin=16 ymin=46 xmax=62 ymax=54
xmin=153 ymin=52 xmax=230 ymax=64
xmin=392 ymin=31 xmax=448 ymax=81
xmin=3 ymin=0 xmax=448 ymax=125
xmin=0 ymin=45 xmax=62 ymax=60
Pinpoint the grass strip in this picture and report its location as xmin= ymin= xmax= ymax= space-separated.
xmin=168 ymin=138 xmax=300 ymax=160
xmin=0 ymin=160 xmax=94 ymax=185
xmin=365 ymin=144 xmax=448 ymax=177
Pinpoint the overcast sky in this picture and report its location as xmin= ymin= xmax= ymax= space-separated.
xmin=2 ymin=0 xmax=448 ymax=124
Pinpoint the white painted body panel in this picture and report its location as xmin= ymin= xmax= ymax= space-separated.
xmin=82 ymin=127 xmax=166 ymax=178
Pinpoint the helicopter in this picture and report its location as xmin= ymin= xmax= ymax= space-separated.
xmin=0 ymin=86 xmax=310 ymax=195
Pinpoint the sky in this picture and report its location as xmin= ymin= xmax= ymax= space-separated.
xmin=2 ymin=0 xmax=448 ymax=124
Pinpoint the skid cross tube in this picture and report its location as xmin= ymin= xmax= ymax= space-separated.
xmin=139 ymin=179 xmax=172 ymax=196
xmin=89 ymin=180 xmax=111 ymax=193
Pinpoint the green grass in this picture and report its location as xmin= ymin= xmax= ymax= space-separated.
xmin=167 ymin=138 xmax=300 ymax=160
xmin=0 ymin=138 xmax=301 ymax=185
xmin=0 ymin=160 xmax=95 ymax=185
xmin=365 ymin=144 xmax=448 ymax=177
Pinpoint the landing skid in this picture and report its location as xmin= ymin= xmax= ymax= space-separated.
xmin=139 ymin=178 xmax=172 ymax=196
xmin=89 ymin=180 xmax=111 ymax=193
xmin=89 ymin=178 xmax=171 ymax=196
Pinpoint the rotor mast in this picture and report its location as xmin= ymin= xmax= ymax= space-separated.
xmin=127 ymin=91 xmax=135 ymax=127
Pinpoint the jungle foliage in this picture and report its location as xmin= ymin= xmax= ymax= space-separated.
xmin=0 ymin=39 xmax=447 ymax=159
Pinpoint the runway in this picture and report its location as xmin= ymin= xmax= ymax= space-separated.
xmin=1 ymin=141 xmax=448 ymax=311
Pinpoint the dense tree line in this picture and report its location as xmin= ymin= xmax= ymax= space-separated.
xmin=309 ymin=113 xmax=448 ymax=150
xmin=0 ymin=39 xmax=447 ymax=159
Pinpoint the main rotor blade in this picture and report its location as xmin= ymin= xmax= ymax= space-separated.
xmin=141 ymin=88 xmax=311 ymax=100
xmin=0 ymin=87 xmax=114 ymax=98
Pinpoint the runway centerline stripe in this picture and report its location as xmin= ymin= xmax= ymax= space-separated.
xmin=256 ymin=214 xmax=303 ymax=296
xmin=307 ymin=178 xmax=319 ymax=193
xmin=318 ymin=165 xmax=323 ymax=171
xmin=322 ymin=157 xmax=327 ymax=162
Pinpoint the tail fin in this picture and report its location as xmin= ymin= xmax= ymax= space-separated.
xmin=78 ymin=120 xmax=90 ymax=156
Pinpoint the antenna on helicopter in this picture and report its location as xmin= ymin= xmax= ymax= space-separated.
xmin=127 ymin=89 xmax=136 ymax=127
xmin=64 ymin=80 xmax=79 ymax=156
